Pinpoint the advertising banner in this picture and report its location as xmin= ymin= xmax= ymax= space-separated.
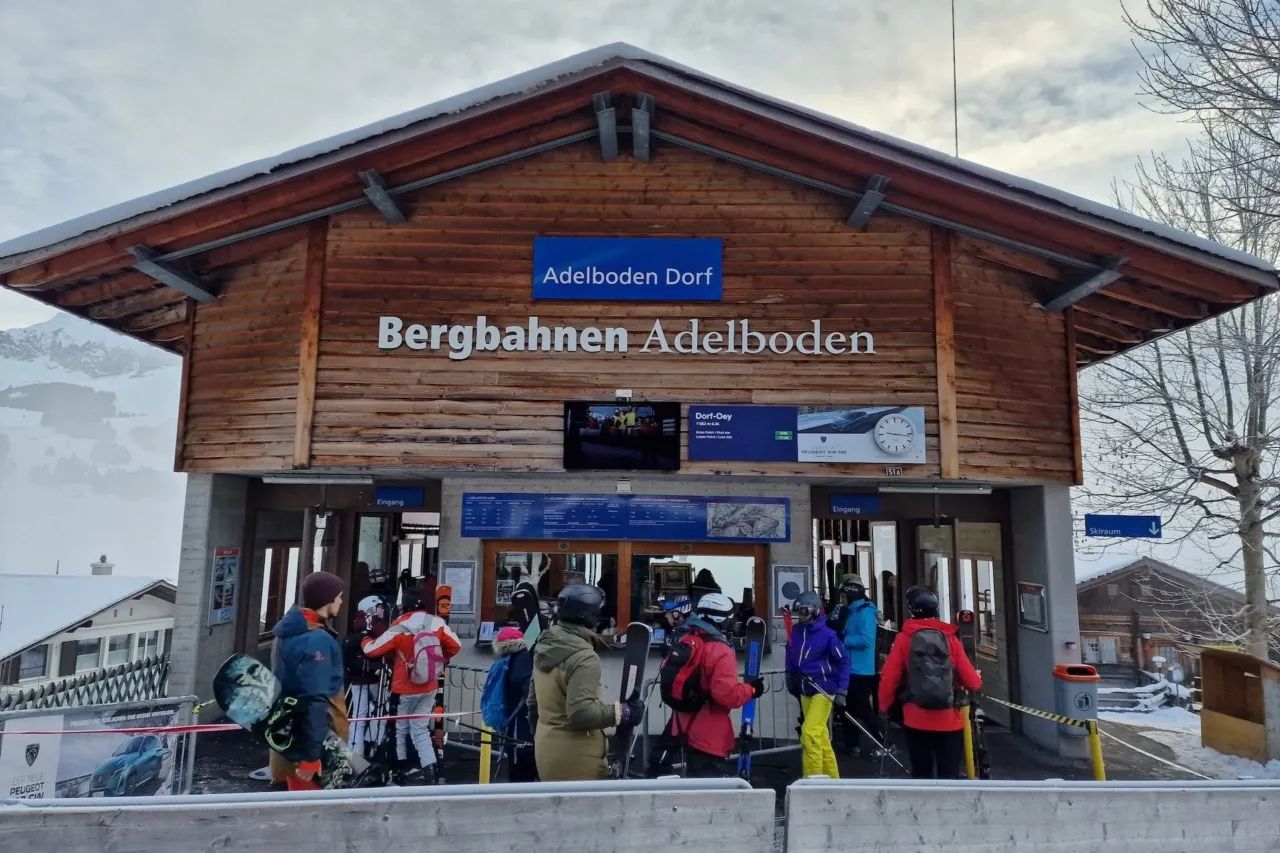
xmin=461 ymin=493 xmax=790 ymax=543
xmin=533 ymin=236 xmax=723 ymax=301
xmin=0 ymin=698 xmax=194 ymax=800
xmin=209 ymin=546 xmax=239 ymax=626
xmin=689 ymin=404 xmax=927 ymax=465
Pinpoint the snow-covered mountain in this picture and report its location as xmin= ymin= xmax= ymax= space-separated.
xmin=0 ymin=313 xmax=185 ymax=578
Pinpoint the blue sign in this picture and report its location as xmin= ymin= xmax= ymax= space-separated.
xmin=1084 ymin=514 xmax=1163 ymax=539
xmin=373 ymin=485 xmax=426 ymax=508
xmin=688 ymin=405 xmax=796 ymax=462
xmin=533 ymin=237 xmax=723 ymax=301
xmin=830 ymin=494 xmax=882 ymax=517
xmin=461 ymin=493 xmax=789 ymax=543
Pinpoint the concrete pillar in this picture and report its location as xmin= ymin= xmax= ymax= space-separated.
xmin=170 ymin=473 xmax=250 ymax=701
xmin=1009 ymin=485 xmax=1087 ymax=758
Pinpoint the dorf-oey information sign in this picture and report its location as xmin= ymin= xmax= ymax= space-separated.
xmin=688 ymin=404 xmax=927 ymax=465
xmin=375 ymin=236 xmax=876 ymax=360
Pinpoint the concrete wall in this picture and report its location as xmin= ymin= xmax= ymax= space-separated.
xmin=170 ymin=473 xmax=249 ymax=701
xmin=438 ymin=473 xmax=812 ymax=640
xmin=786 ymin=779 xmax=1280 ymax=852
xmin=1 ymin=780 xmax=775 ymax=853
xmin=1009 ymin=485 xmax=1085 ymax=756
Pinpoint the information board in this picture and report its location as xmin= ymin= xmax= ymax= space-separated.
xmin=689 ymin=404 xmax=926 ymax=464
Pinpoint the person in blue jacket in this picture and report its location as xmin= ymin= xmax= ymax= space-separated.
xmin=837 ymin=577 xmax=882 ymax=758
xmin=785 ymin=591 xmax=850 ymax=778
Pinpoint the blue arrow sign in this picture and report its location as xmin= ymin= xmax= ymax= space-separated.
xmin=1084 ymin=514 xmax=1163 ymax=539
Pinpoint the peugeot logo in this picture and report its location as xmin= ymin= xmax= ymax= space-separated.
xmin=819 ymin=436 xmax=827 ymax=443
xmin=24 ymin=744 xmax=38 ymax=767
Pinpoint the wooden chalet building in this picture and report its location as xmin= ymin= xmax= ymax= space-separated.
xmin=1 ymin=45 xmax=1275 ymax=757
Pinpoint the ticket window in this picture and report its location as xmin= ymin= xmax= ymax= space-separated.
xmin=489 ymin=550 xmax=618 ymax=627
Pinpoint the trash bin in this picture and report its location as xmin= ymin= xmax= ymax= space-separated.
xmin=1052 ymin=663 xmax=1099 ymax=737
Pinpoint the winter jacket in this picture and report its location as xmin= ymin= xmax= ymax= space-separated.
xmin=495 ymin=634 xmax=534 ymax=744
xmin=343 ymin=615 xmax=387 ymax=686
xmin=785 ymin=613 xmax=851 ymax=697
xmin=361 ymin=610 xmax=461 ymax=695
xmin=670 ymin=617 xmax=756 ymax=759
xmin=878 ymin=618 xmax=983 ymax=732
xmin=271 ymin=607 xmax=348 ymax=766
xmin=842 ymin=600 xmax=879 ymax=677
xmin=528 ymin=622 xmax=620 ymax=781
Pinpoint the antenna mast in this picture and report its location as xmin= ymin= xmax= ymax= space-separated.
xmin=951 ymin=0 xmax=960 ymax=157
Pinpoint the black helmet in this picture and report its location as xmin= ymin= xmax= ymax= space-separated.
xmin=906 ymin=585 xmax=939 ymax=619
xmin=556 ymin=584 xmax=605 ymax=627
xmin=793 ymin=590 xmax=824 ymax=622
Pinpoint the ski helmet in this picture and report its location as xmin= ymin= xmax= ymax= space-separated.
xmin=694 ymin=592 xmax=735 ymax=627
xmin=556 ymin=584 xmax=605 ymax=627
xmin=356 ymin=595 xmax=385 ymax=619
xmin=905 ymin=585 xmax=940 ymax=619
xmin=792 ymin=590 xmax=824 ymax=622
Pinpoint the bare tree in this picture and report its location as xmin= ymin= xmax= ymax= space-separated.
xmin=1082 ymin=144 xmax=1280 ymax=659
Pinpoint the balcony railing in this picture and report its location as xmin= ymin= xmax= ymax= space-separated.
xmin=0 ymin=654 xmax=170 ymax=712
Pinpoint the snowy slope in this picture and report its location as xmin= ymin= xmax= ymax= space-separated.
xmin=0 ymin=313 xmax=184 ymax=578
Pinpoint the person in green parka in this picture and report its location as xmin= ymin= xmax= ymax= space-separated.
xmin=528 ymin=585 xmax=645 ymax=781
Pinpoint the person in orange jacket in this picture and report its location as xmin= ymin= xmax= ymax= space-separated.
xmin=878 ymin=585 xmax=982 ymax=779
xmin=362 ymin=586 xmax=461 ymax=784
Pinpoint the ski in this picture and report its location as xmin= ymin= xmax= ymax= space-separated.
xmin=510 ymin=581 xmax=542 ymax=646
xmin=956 ymin=609 xmax=991 ymax=779
xmin=610 ymin=621 xmax=653 ymax=780
xmin=431 ymin=584 xmax=453 ymax=778
xmin=736 ymin=616 xmax=767 ymax=780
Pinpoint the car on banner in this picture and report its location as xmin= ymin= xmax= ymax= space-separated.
xmin=89 ymin=734 xmax=167 ymax=796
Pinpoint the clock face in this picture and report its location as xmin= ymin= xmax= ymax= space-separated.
xmin=872 ymin=413 xmax=916 ymax=455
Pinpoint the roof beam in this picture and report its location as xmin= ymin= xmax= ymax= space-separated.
xmin=593 ymin=92 xmax=618 ymax=162
xmin=845 ymin=175 xmax=890 ymax=229
xmin=632 ymin=92 xmax=655 ymax=162
xmin=127 ymin=246 xmax=217 ymax=302
xmin=1073 ymin=313 xmax=1144 ymax=345
xmin=357 ymin=170 xmax=407 ymax=225
xmin=1042 ymin=256 xmax=1126 ymax=311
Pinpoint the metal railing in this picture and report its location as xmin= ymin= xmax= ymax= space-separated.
xmin=0 ymin=654 xmax=170 ymax=712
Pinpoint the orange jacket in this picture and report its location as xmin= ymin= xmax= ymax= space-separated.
xmin=361 ymin=610 xmax=461 ymax=695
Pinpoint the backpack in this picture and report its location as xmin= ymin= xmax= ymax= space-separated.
xmin=659 ymin=631 xmax=711 ymax=713
xmin=404 ymin=627 xmax=445 ymax=686
xmin=481 ymin=656 xmax=512 ymax=729
xmin=905 ymin=628 xmax=956 ymax=710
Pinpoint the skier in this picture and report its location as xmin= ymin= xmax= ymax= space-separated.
xmin=838 ymin=578 xmax=881 ymax=758
xmin=528 ymin=584 xmax=644 ymax=781
xmin=784 ymin=590 xmax=850 ymax=779
xmin=484 ymin=626 xmax=537 ymax=782
xmin=664 ymin=592 xmax=765 ymax=777
xmin=343 ymin=596 xmax=389 ymax=756
xmin=361 ymin=585 xmax=461 ymax=784
xmin=878 ymin=585 xmax=983 ymax=779
xmin=270 ymin=571 xmax=348 ymax=791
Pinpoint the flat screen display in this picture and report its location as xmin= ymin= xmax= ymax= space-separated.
xmin=563 ymin=401 xmax=681 ymax=471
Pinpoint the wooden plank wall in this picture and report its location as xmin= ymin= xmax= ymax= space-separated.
xmin=951 ymin=254 xmax=1076 ymax=484
xmin=312 ymin=143 xmax=940 ymax=477
xmin=181 ymin=240 xmax=308 ymax=471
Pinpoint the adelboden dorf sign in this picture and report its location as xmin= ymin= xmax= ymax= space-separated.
xmin=376 ymin=236 xmax=876 ymax=360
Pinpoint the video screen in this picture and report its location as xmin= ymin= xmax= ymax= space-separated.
xmin=563 ymin=401 xmax=681 ymax=471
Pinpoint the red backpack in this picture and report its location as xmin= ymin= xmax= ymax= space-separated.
xmin=659 ymin=631 xmax=713 ymax=713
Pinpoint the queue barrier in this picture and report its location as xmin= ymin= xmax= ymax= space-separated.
xmin=1 ymin=778 xmax=776 ymax=853
xmin=981 ymin=694 xmax=1107 ymax=781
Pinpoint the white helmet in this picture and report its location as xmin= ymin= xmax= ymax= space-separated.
xmin=357 ymin=595 xmax=385 ymax=619
xmin=695 ymin=592 xmax=735 ymax=626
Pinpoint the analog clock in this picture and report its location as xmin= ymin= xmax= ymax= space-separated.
xmin=872 ymin=412 xmax=916 ymax=455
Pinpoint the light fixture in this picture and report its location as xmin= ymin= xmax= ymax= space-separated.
xmin=878 ymin=483 xmax=993 ymax=495
xmin=261 ymin=474 xmax=374 ymax=485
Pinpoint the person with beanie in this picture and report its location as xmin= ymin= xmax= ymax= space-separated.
xmin=271 ymin=571 xmax=348 ymax=790
xmin=486 ymin=626 xmax=537 ymax=782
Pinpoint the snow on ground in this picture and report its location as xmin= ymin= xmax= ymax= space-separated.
xmin=1103 ymin=706 xmax=1280 ymax=779
xmin=1101 ymin=706 xmax=1202 ymax=733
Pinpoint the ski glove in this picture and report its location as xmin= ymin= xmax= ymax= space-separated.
xmin=834 ymin=691 xmax=847 ymax=709
xmin=618 ymin=697 xmax=646 ymax=727
xmin=748 ymin=676 xmax=766 ymax=699
xmin=785 ymin=672 xmax=802 ymax=698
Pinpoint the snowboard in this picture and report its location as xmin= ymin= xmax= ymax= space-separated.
xmin=510 ymin=582 xmax=542 ymax=646
xmin=212 ymin=654 xmax=357 ymax=789
xmin=736 ymin=616 xmax=767 ymax=780
xmin=609 ymin=621 xmax=653 ymax=780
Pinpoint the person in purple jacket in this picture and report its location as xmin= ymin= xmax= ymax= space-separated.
xmin=785 ymin=591 xmax=851 ymax=778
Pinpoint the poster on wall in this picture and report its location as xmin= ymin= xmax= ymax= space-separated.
xmin=1017 ymin=582 xmax=1048 ymax=632
xmin=208 ymin=547 xmax=239 ymax=627
xmin=772 ymin=565 xmax=810 ymax=615
xmin=441 ymin=560 xmax=476 ymax=615
xmin=689 ymin=404 xmax=927 ymax=465
xmin=0 ymin=700 xmax=190 ymax=800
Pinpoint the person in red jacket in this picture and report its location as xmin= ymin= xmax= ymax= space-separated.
xmin=878 ymin=586 xmax=982 ymax=779
xmin=669 ymin=593 xmax=765 ymax=777
xmin=362 ymin=587 xmax=461 ymax=784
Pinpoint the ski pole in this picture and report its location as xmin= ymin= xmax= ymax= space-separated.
xmin=802 ymin=676 xmax=907 ymax=772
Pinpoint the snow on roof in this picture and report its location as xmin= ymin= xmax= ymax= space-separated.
xmin=1075 ymin=553 xmax=1145 ymax=585
xmin=0 ymin=573 xmax=172 ymax=661
xmin=0 ymin=43 xmax=1274 ymax=277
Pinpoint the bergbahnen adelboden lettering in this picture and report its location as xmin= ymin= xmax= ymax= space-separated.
xmin=377 ymin=316 xmax=875 ymax=360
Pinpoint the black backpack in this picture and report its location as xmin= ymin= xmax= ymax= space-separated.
xmin=905 ymin=628 xmax=956 ymax=710
xmin=659 ymin=631 xmax=711 ymax=713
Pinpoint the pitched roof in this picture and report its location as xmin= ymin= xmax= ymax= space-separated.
xmin=1075 ymin=556 xmax=1249 ymax=605
xmin=0 ymin=573 xmax=175 ymax=661
xmin=0 ymin=44 xmax=1274 ymax=362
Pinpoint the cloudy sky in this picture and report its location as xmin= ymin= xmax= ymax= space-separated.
xmin=0 ymin=0 xmax=1190 ymax=328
